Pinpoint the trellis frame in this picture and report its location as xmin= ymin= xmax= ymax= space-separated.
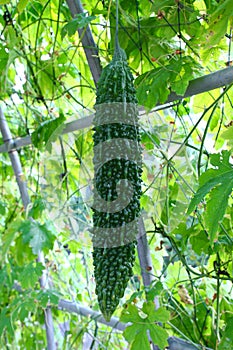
xmin=1 ymin=0 xmax=231 ymax=349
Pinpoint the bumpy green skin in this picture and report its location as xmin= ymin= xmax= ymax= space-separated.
xmin=92 ymin=48 xmax=142 ymax=321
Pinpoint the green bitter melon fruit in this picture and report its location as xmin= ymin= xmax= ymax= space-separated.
xmin=92 ymin=46 xmax=142 ymax=321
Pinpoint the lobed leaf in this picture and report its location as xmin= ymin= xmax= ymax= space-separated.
xmin=20 ymin=220 xmax=56 ymax=255
xmin=19 ymin=262 xmax=44 ymax=289
xmin=61 ymin=13 xmax=96 ymax=39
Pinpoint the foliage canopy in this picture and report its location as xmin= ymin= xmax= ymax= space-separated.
xmin=0 ymin=0 xmax=233 ymax=349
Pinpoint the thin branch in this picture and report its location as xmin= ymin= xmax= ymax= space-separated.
xmin=1 ymin=66 xmax=233 ymax=153
xmin=0 ymin=107 xmax=56 ymax=350
xmin=66 ymin=0 xmax=102 ymax=87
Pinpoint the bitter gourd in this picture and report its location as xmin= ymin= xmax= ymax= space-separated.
xmin=92 ymin=45 xmax=142 ymax=321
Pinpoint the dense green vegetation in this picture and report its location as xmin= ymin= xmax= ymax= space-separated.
xmin=0 ymin=0 xmax=232 ymax=349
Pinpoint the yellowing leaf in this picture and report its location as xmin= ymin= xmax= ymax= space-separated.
xmin=178 ymin=285 xmax=193 ymax=305
xmin=205 ymin=0 xmax=233 ymax=47
xmin=221 ymin=125 xmax=233 ymax=140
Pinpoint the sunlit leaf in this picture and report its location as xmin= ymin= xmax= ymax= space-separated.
xmin=17 ymin=0 xmax=29 ymax=12
xmin=131 ymin=330 xmax=151 ymax=350
xmin=148 ymin=323 xmax=169 ymax=349
xmin=20 ymin=220 xmax=56 ymax=254
xmin=206 ymin=0 xmax=233 ymax=47
xmin=1 ymin=219 xmax=22 ymax=259
xmin=187 ymin=152 xmax=233 ymax=243
xmin=0 ymin=45 xmax=8 ymax=72
xmin=205 ymin=179 xmax=233 ymax=243
xmin=121 ymin=302 xmax=169 ymax=349
xmin=61 ymin=13 xmax=96 ymax=39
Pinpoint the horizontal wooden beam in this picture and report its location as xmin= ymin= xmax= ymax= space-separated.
xmin=167 ymin=66 xmax=233 ymax=102
xmin=0 ymin=66 xmax=232 ymax=154
xmin=58 ymin=299 xmax=213 ymax=350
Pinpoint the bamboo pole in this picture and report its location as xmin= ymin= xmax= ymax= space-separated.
xmin=0 ymin=107 xmax=56 ymax=350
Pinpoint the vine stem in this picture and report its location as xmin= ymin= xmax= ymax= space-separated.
xmin=0 ymin=107 xmax=56 ymax=350
xmin=215 ymin=253 xmax=221 ymax=348
xmin=114 ymin=0 xmax=121 ymax=55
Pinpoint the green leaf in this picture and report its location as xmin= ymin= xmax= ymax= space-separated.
xmin=0 ymin=45 xmax=9 ymax=72
xmin=135 ymin=57 xmax=201 ymax=110
xmin=0 ymin=308 xmax=14 ymax=337
xmin=20 ymin=220 xmax=56 ymax=254
xmin=19 ymin=262 xmax=44 ymax=289
xmin=142 ymin=302 xmax=170 ymax=323
xmin=206 ymin=0 xmax=233 ymax=47
xmin=187 ymin=152 xmax=233 ymax=243
xmin=61 ymin=13 xmax=96 ymax=39
xmin=17 ymin=0 xmax=29 ymax=12
xmin=28 ymin=197 xmax=46 ymax=220
xmin=15 ymin=234 xmax=36 ymax=265
xmin=31 ymin=112 xmax=65 ymax=151
xmin=121 ymin=302 xmax=169 ymax=350
xmin=221 ymin=125 xmax=233 ymax=148
xmin=35 ymin=290 xmax=60 ymax=308
xmin=221 ymin=125 xmax=233 ymax=140
xmin=204 ymin=179 xmax=233 ymax=243
xmin=190 ymin=230 xmax=209 ymax=255
xmin=123 ymin=324 xmax=141 ymax=344
xmin=1 ymin=219 xmax=22 ymax=259
xmin=146 ymin=281 xmax=164 ymax=301
xmin=120 ymin=303 xmax=142 ymax=323
xmin=151 ymin=307 xmax=170 ymax=323
xmin=218 ymin=318 xmax=233 ymax=350
xmin=187 ymin=171 xmax=232 ymax=214
xmin=131 ymin=329 xmax=151 ymax=350
xmin=0 ymin=201 xmax=6 ymax=215
xmin=148 ymin=323 xmax=169 ymax=349
xmin=0 ymin=0 xmax=10 ymax=4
